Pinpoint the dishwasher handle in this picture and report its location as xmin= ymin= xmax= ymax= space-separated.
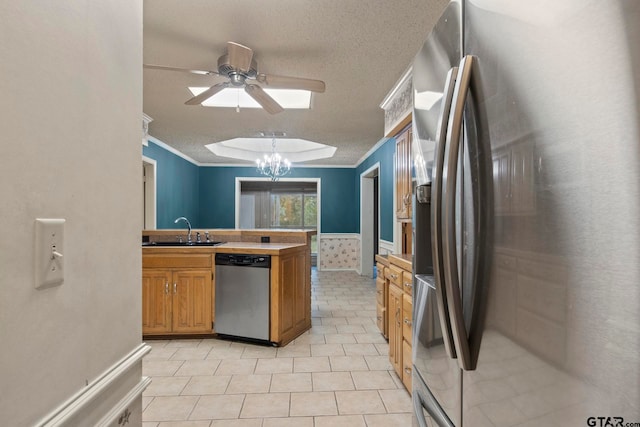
xmin=215 ymin=253 xmax=271 ymax=268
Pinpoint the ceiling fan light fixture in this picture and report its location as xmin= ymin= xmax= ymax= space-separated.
xmin=188 ymin=87 xmax=312 ymax=109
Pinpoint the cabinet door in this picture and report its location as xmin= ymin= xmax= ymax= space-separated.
xmin=142 ymin=269 xmax=173 ymax=334
xmin=395 ymin=128 xmax=412 ymax=219
xmin=402 ymin=292 xmax=413 ymax=345
xmin=388 ymin=284 xmax=404 ymax=378
xmin=402 ymin=339 xmax=412 ymax=392
xmin=172 ymin=270 xmax=212 ymax=333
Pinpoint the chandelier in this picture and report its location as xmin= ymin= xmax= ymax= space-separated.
xmin=256 ymin=137 xmax=291 ymax=181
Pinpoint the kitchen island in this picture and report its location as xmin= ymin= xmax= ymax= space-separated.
xmin=142 ymin=229 xmax=314 ymax=347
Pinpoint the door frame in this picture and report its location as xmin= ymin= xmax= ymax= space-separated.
xmin=142 ymin=156 xmax=157 ymax=229
xmin=360 ymin=162 xmax=380 ymax=277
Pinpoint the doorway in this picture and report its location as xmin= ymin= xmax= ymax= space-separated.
xmin=360 ymin=163 xmax=380 ymax=277
xmin=142 ymin=156 xmax=157 ymax=229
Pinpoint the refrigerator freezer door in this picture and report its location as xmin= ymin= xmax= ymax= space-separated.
xmin=464 ymin=0 xmax=640 ymax=425
xmin=413 ymin=275 xmax=461 ymax=426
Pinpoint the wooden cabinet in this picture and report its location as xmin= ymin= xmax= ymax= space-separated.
xmin=142 ymin=267 xmax=212 ymax=335
xmin=387 ymin=254 xmax=413 ymax=394
xmin=375 ymin=261 xmax=388 ymax=338
xmin=142 ymin=253 xmax=213 ymax=336
xmin=395 ymin=126 xmax=413 ymax=221
xmin=388 ymin=283 xmax=404 ymax=377
xmin=271 ymin=249 xmax=311 ymax=346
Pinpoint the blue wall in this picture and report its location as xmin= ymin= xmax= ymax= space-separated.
xmin=355 ymin=138 xmax=396 ymax=242
xmin=198 ymin=166 xmax=357 ymax=233
xmin=143 ymin=141 xmax=199 ymax=228
xmin=143 ymin=139 xmax=396 ymax=238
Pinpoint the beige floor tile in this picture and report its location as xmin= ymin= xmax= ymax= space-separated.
xmin=262 ymin=416 xmax=314 ymax=427
xmin=276 ymin=344 xmax=311 ymax=358
xmin=144 ymin=376 xmax=190 ymax=396
xmin=169 ymin=347 xmax=212 ymax=361
xmin=206 ymin=346 xmax=245 ymax=360
xmin=351 ymin=371 xmax=398 ymax=390
xmin=174 ymin=360 xmax=221 ymax=376
xmin=335 ymin=390 xmax=386 ymax=415
xmin=346 ymin=317 xmax=376 ymax=325
xmin=143 ymin=360 xmax=185 ymax=377
xmin=311 ymin=343 xmax=346 ymax=357
xmin=143 ymin=422 xmax=159 ymax=427
xmin=321 ymin=317 xmax=349 ymax=326
xmin=353 ymin=333 xmax=387 ymax=344
xmin=166 ymin=339 xmax=203 ymax=348
xmin=255 ymin=357 xmax=293 ymax=374
xmin=312 ymin=372 xmax=355 ymax=391
xmin=226 ymin=374 xmax=272 ymax=394
xmin=364 ymin=355 xmax=392 ymax=371
xmin=309 ymin=325 xmax=338 ymax=335
xmin=239 ymin=392 xmax=290 ymax=418
xmin=211 ymin=419 xmax=261 ymax=427
xmin=241 ymin=345 xmax=277 ymax=359
xmin=291 ymin=334 xmax=326 ymax=345
xmin=211 ymin=418 xmax=262 ymax=427
xmin=189 ymin=394 xmax=245 ymax=420
xmin=214 ymin=358 xmax=257 ymax=375
xmin=181 ymin=375 xmax=231 ymax=395
xmin=362 ymin=324 xmax=383 ymax=334
xmin=290 ymin=391 xmax=338 ymax=416
xmin=336 ymin=325 xmax=367 ymax=334
xmin=313 ymin=414 xmax=367 ymax=427
xmin=379 ymin=388 xmax=413 ymax=413
xmin=325 ymin=334 xmax=358 ymax=344
xmin=293 ymin=356 xmax=331 ymax=373
xmin=329 ymin=356 xmax=369 ymax=372
xmin=142 ymin=396 xmax=154 ymax=411
xmin=364 ymin=413 xmax=413 ymax=426
xmin=374 ymin=343 xmax=390 ymax=355
xmin=143 ymin=396 xmax=199 ymax=422
xmin=144 ymin=347 xmax=178 ymax=360
xmin=343 ymin=343 xmax=380 ymax=356
xmin=157 ymin=422 xmax=212 ymax=427
xmin=270 ymin=372 xmax=312 ymax=392
xmin=198 ymin=338 xmax=232 ymax=349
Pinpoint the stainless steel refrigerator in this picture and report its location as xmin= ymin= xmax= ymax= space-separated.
xmin=411 ymin=1 xmax=640 ymax=426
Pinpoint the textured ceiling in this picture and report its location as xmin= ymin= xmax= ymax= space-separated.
xmin=143 ymin=0 xmax=449 ymax=166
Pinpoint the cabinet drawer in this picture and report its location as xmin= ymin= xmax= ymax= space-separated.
xmin=402 ymin=293 xmax=412 ymax=344
xmin=401 ymin=270 xmax=413 ymax=296
xmin=143 ymin=254 xmax=212 ymax=269
xmin=376 ymin=277 xmax=385 ymax=305
xmin=388 ymin=265 xmax=403 ymax=288
xmin=402 ymin=339 xmax=412 ymax=393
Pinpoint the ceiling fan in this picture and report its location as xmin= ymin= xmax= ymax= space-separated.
xmin=144 ymin=41 xmax=326 ymax=114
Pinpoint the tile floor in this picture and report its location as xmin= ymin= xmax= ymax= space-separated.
xmin=142 ymin=269 xmax=413 ymax=427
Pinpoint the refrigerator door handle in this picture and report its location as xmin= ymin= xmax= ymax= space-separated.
xmin=442 ymin=55 xmax=475 ymax=370
xmin=431 ymin=66 xmax=459 ymax=360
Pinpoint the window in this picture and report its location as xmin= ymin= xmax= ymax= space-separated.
xmin=240 ymin=181 xmax=318 ymax=254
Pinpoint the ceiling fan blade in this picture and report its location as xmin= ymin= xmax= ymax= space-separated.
xmin=144 ymin=64 xmax=219 ymax=76
xmin=257 ymin=73 xmax=326 ymax=93
xmin=185 ymin=82 xmax=229 ymax=105
xmin=245 ymin=84 xmax=284 ymax=114
xmin=227 ymin=42 xmax=254 ymax=73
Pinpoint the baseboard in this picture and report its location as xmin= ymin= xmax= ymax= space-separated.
xmin=35 ymin=343 xmax=151 ymax=427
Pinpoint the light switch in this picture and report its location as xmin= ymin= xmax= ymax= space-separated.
xmin=35 ymin=218 xmax=65 ymax=289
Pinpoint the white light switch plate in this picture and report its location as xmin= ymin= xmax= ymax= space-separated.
xmin=35 ymin=218 xmax=65 ymax=289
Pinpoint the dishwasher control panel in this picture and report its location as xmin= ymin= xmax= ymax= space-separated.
xmin=215 ymin=253 xmax=271 ymax=268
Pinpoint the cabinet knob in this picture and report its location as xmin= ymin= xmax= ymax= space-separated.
xmin=404 ymin=367 xmax=412 ymax=375
xmin=404 ymin=318 xmax=412 ymax=326
xmin=165 ymin=282 xmax=169 ymax=294
xmin=404 ymin=282 xmax=413 ymax=289
xmin=173 ymin=283 xmax=177 ymax=294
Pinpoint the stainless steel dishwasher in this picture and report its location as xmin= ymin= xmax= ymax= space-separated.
xmin=214 ymin=253 xmax=271 ymax=342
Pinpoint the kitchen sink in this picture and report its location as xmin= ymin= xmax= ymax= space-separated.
xmin=142 ymin=241 xmax=224 ymax=247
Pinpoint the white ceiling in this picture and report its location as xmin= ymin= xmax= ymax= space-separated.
xmin=143 ymin=0 xmax=449 ymax=166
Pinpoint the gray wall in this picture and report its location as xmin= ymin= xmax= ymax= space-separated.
xmin=0 ymin=1 xmax=143 ymax=424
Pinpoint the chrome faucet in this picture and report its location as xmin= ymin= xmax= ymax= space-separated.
xmin=174 ymin=216 xmax=192 ymax=243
